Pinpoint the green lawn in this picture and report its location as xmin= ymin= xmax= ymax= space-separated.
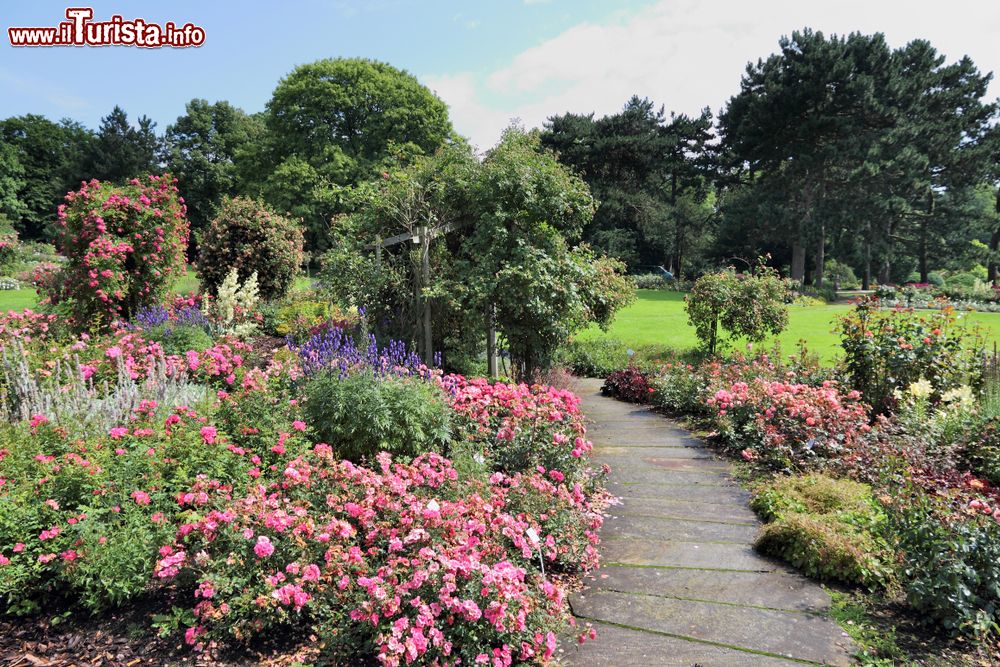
xmin=0 ymin=268 xmax=319 ymax=313
xmin=578 ymin=290 xmax=1000 ymax=363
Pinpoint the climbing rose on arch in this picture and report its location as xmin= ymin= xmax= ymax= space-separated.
xmin=43 ymin=175 xmax=189 ymax=330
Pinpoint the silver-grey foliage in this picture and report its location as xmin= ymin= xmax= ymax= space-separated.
xmin=1 ymin=341 xmax=208 ymax=434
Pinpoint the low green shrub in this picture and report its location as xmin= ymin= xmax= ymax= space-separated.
xmin=751 ymin=474 xmax=890 ymax=587
xmin=144 ymin=323 xmax=213 ymax=356
xmin=304 ymin=370 xmax=452 ymax=462
xmin=559 ymin=339 xmax=680 ymax=378
xmin=887 ymin=496 xmax=1000 ymax=638
xmin=959 ymin=416 xmax=1000 ymax=486
xmin=632 ymin=273 xmax=669 ymax=289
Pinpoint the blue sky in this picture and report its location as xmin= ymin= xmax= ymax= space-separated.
xmin=2 ymin=1 xmax=999 ymax=150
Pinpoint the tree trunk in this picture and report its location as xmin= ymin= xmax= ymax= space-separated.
xmin=862 ymin=223 xmax=872 ymax=290
xmin=791 ymin=242 xmax=806 ymax=283
xmin=919 ymin=190 xmax=934 ymax=283
xmin=813 ymin=222 xmax=826 ymax=288
xmin=989 ymin=228 xmax=1000 ymax=286
xmin=420 ymin=226 xmax=432 ymax=365
xmin=991 ymin=189 xmax=1000 ymax=286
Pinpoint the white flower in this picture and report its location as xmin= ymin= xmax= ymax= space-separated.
xmin=941 ymin=385 xmax=974 ymax=407
xmin=907 ymin=378 xmax=933 ymax=399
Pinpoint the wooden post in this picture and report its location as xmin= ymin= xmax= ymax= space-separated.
xmin=487 ymin=305 xmax=498 ymax=378
xmin=420 ymin=226 xmax=433 ymax=365
xmin=375 ymin=235 xmax=382 ymax=270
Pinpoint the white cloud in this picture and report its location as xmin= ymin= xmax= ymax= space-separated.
xmin=425 ymin=0 xmax=1000 ymax=150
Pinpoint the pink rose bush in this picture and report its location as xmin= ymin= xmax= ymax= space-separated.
xmin=155 ymin=448 xmax=599 ymax=664
xmin=42 ymin=175 xmax=189 ymax=330
xmin=707 ymin=379 xmax=870 ymax=469
xmin=446 ymin=376 xmax=594 ymax=484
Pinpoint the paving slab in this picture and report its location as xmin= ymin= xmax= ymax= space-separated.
xmin=570 ymin=590 xmax=854 ymax=666
xmin=599 ymin=536 xmax=778 ymax=570
xmin=563 ymin=378 xmax=856 ymax=666
xmin=559 ymin=621 xmax=808 ymax=667
xmin=593 ymin=445 xmax=718 ymax=459
xmin=600 ymin=513 xmax=760 ymax=543
xmin=583 ymin=565 xmax=831 ymax=613
xmin=606 ymin=481 xmax=753 ymax=504
xmin=611 ymin=496 xmax=759 ymax=523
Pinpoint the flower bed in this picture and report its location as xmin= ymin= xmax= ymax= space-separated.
xmin=0 ymin=317 xmax=604 ymax=662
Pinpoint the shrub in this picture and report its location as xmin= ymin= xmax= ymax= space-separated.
xmin=263 ymin=296 xmax=356 ymax=342
xmin=142 ymin=324 xmax=213 ymax=356
xmin=559 ymin=339 xmax=677 ymax=378
xmin=958 ymin=415 xmax=1000 ymax=487
xmin=838 ymin=298 xmax=985 ymax=415
xmin=685 ymin=265 xmax=789 ymax=354
xmin=197 ymin=196 xmax=304 ymax=300
xmin=0 ymin=225 xmax=19 ymax=275
xmin=305 ymin=370 xmax=451 ymax=462
xmin=602 ymin=366 xmax=654 ymax=403
xmin=751 ymin=475 xmax=890 ymax=587
xmin=632 ymin=273 xmax=669 ymax=289
xmin=887 ymin=495 xmax=1000 ymax=638
xmin=824 ymin=259 xmax=859 ymax=290
xmin=447 ymin=376 xmax=593 ymax=484
xmin=153 ymin=450 xmax=591 ymax=663
xmin=708 ymin=379 xmax=871 ymax=470
xmin=0 ymin=407 xmax=248 ymax=614
xmin=44 ymin=176 xmax=189 ymax=330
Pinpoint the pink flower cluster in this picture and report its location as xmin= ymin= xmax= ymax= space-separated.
xmin=445 ymin=376 xmax=593 ymax=481
xmin=156 ymin=448 xmax=600 ymax=664
xmin=707 ymin=378 xmax=870 ymax=468
xmin=43 ymin=175 xmax=189 ymax=327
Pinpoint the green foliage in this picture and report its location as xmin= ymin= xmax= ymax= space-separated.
xmin=0 ymin=114 xmax=94 ymax=241
xmin=263 ymin=295 xmax=354 ymax=342
xmin=685 ymin=266 xmax=789 ymax=354
xmin=751 ymin=474 xmax=891 ymax=587
xmin=304 ymin=371 xmax=451 ymax=462
xmin=541 ymin=97 xmax=714 ymax=277
xmin=0 ymin=144 xmax=26 ymax=224
xmin=86 ymin=106 xmax=159 ymax=184
xmin=164 ymin=99 xmax=262 ymax=238
xmin=463 ymin=127 xmax=632 ymax=379
xmin=558 ymin=338 xmax=677 ymax=377
xmin=887 ymin=497 xmax=1000 ymax=638
xmin=197 ymin=196 xmax=304 ymax=300
xmin=322 ymin=128 xmax=633 ymax=380
xmin=0 ymin=218 xmax=20 ymax=275
xmin=559 ymin=339 xmax=631 ymax=377
xmin=838 ymin=297 xmax=985 ymax=414
xmin=824 ymin=259 xmax=860 ymax=289
xmin=143 ymin=323 xmax=213 ymax=356
xmin=632 ymin=273 xmax=670 ymax=289
xmin=0 ymin=412 xmax=248 ymax=614
xmin=958 ymin=415 xmax=1000 ymax=487
xmin=247 ymin=58 xmax=454 ymax=251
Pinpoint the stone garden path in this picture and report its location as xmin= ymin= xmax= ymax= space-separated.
xmin=559 ymin=378 xmax=856 ymax=667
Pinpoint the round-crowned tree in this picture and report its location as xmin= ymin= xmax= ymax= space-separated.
xmin=197 ymin=196 xmax=304 ymax=300
xmin=45 ymin=175 xmax=189 ymax=329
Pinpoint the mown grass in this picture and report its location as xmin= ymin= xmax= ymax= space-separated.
xmin=576 ymin=290 xmax=1000 ymax=363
